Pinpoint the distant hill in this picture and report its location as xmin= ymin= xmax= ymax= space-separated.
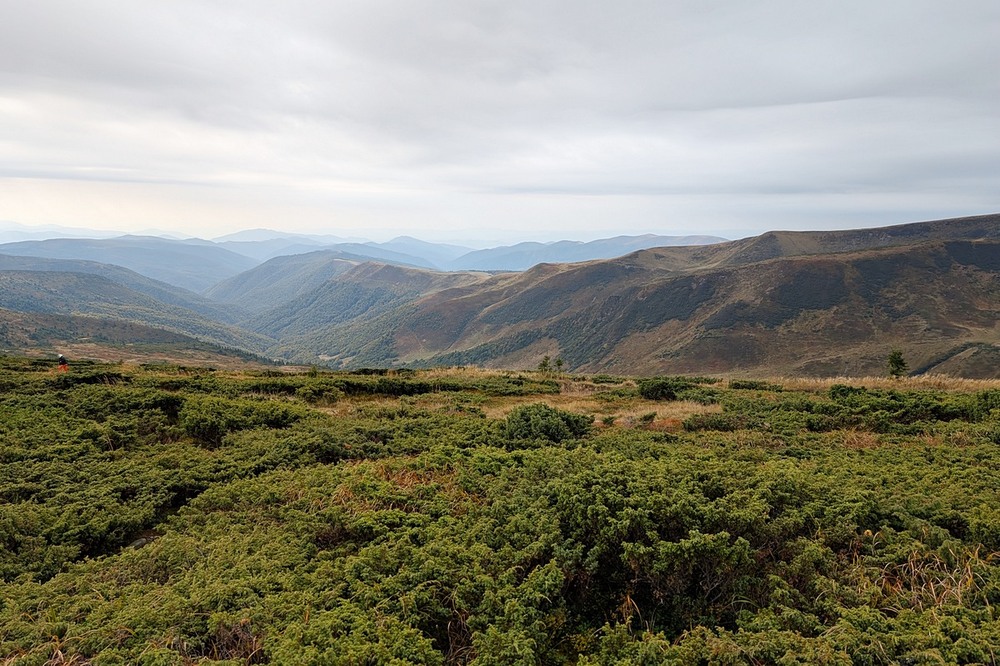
xmin=205 ymin=251 xmax=363 ymax=314
xmin=0 ymin=308 xmax=272 ymax=369
xmin=373 ymin=236 xmax=474 ymax=267
xmin=0 ymin=254 xmax=245 ymax=324
xmin=266 ymin=214 xmax=1000 ymax=376
xmin=249 ymin=262 xmax=487 ymax=340
xmin=214 ymin=231 xmax=470 ymax=267
xmin=0 ymin=236 xmax=259 ymax=293
xmin=3 ymin=213 xmax=997 ymax=376
xmin=0 ymin=271 xmax=272 ymax=354
xmin=447 ymin=234 xmax=727 ymax=271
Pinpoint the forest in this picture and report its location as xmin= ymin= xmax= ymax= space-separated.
xmin=1 ymin=356 xmax=999 ymax=665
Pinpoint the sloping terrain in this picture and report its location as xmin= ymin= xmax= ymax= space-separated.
xmin=0 ymin=271 xmax=272 ymax=353
xmin=0 ymin=253 xmax=245 ymax=323
xmin=0 ymin=308 xmax=272 ymax=368
xmin=2 ymin=213 xmax=996 ymax=376
xmin=250 ymin=262 xmax=488 ymax=340
xmin=274 ymin=233 xmax=1000 ymax=376
xmin=205 ymin=251 xmax=364 ymax=314
xmin=0 ymin=236 xmax=258 ymax=292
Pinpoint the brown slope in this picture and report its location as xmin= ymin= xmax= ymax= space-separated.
xmin=272 ymin=214 xmax=1000 ymax=375
xmin=618 ymin=212 xmax=1000 ymax=272
xmin=382 ymin=239 xmax=1000 ymax=377
xmin=0 ymin=308 xmax=273 ymax=369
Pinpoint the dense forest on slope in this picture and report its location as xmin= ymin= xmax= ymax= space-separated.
xmin=1 ymin=357 xmax=999 ymax=664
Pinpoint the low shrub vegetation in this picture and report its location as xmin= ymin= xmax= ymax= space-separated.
xmin=0 ymin=358 xmax=998 ymax=664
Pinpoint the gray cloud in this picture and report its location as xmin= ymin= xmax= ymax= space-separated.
xmin=0 ymin=0 xmax=997 ymax=242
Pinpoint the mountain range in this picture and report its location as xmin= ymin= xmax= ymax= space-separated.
xmin=0 ymin=214 xmax=997 ymax=377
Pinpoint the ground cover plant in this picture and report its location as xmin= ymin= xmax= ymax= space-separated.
xmin=1 ymin=358 xmax=999 ymax=664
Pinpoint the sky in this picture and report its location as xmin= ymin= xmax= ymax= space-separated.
xmin=1 ymin=1 xmax=998 ymax=245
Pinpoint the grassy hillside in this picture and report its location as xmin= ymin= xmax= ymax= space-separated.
xmin=0 ymin=253 xmax=246 ymax=324
xmin=205 ymin=251 xmax=363 ymax=314
xmin=0 ymin=271 xmax=274 ymax=354
xmin=0 ymin=309 xmax=276 ymax=369
xmin=249 ymin=263 xmax=488 ymax=340
xmin=280 ymin=238 xmax=1000 ymax=377
xmin=0 ymin=360 xmax=998 ymax=663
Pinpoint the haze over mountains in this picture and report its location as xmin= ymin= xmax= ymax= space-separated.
xmin=0 ymin=215 xmax=997 ymax=377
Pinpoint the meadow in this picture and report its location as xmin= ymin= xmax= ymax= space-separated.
xmin=1 ymin=357 xmax=999 ymax=665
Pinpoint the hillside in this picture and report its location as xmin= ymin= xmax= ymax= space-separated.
xmin=275 ymin=234 xmax=1000 ymax=376
xmin=2 ymin=213 xmax=996 ymax=376
xmin=248 ymin=262 xmax=488 ymax=339
xmin=0 ymin=271 xmax=273 ymax=353
xmin=0 ymin=308 xmax=273 ymax=368
xmin=0 ymin=253 xmax=245 ymax=323
xmin=0 ymin=236 xmax=259 ymax=292
xmin=205 ymin=251 xmax=364 ymax=314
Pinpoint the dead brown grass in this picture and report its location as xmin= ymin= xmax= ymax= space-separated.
xmin=767 ymin=374 xmax=1000 ymax=393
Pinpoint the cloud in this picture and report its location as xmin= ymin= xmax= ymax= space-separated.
xmin=0 ymin=0 xmax=997 ymax=241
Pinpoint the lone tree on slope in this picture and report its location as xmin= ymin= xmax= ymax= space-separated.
xmin=887 ymin=349 xmax=909 ymax=378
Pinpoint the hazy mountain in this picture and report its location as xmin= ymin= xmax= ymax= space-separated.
xmin=0 ymin=254 xmax=245 ymax=324
xmin=447 ymin=234 xmax=727 ymax=271
xmin=205 ymin=251 xmax=364 ymax=314
xmin=216 ymin=238 xmax=327 ymax=261
xmin=212 ymin=228 xmax=357 ymax=243
xmin=3 ymin=213 xmax=997 ymax=377
xmin=0 ymin=221 xmax=123 ymax=243
xmin=251 ymin=262 xmax=487 ymax=340
xmin=0 ymin=236 xmax=259 ymax=293
xmin=0 ymin=271 xmax=272 ymax=353
xmin=371 ymin=236 xmax=474 ymax=267
xmin=266 ymin=214 xmax=1000 ymax=376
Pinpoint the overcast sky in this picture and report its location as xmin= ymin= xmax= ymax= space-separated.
xmin=1 ymin=1 xmax=998 ymax=244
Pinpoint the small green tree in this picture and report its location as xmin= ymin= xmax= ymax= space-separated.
xmin=537 ymin=355 xmax=551 ymax=373
xmin=887 ymin=349 xmax=908 ymax=378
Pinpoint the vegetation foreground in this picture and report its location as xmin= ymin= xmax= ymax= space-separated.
xmin=1 ymin=358 xmax=1000 ymax=665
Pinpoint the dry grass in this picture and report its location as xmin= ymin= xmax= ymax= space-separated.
xmin=417 ymin=366 xmax=518 ymax=380
xmin=767 ymin=374 xmax=1000 ymax=393
xmin=479 ymin=395 xmax=719 ymax=423
xmin=852 ymin=541 xmax=995 ymax=612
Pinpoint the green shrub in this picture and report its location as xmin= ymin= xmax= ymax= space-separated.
xmin=638 ymin=377 xmax=692 ymax=400
xmin=502 ymin=403 xmax=593 ymax=445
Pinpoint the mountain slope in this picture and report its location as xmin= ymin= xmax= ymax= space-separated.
xmin=0 ymin=236 xmax=259 ymax=292
xmin=0 ymin=254 xmax=245 ymax=323
xmin=275 ymin=234 xmax=1000 ymax=376
xmin=0 ymin=271 xmax=273 ymax=353
xmin=205 ymin=251 xmax=364 ymax=314
xmin=251 ymin=262 xmax=488 ymax=340
xmin=0 ymin=308 xmax=271 ymax=368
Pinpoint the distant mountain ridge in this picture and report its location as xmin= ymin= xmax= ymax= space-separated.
xmin=0 ymin=214 xmax=997 ymax=377
xmin=0 ymin=236 xmax=258 ymax=293
xmin=261 ymin=214 xmax=1000 ymax=376
xmin=447 ymin=234 xmax=727 ymax=271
